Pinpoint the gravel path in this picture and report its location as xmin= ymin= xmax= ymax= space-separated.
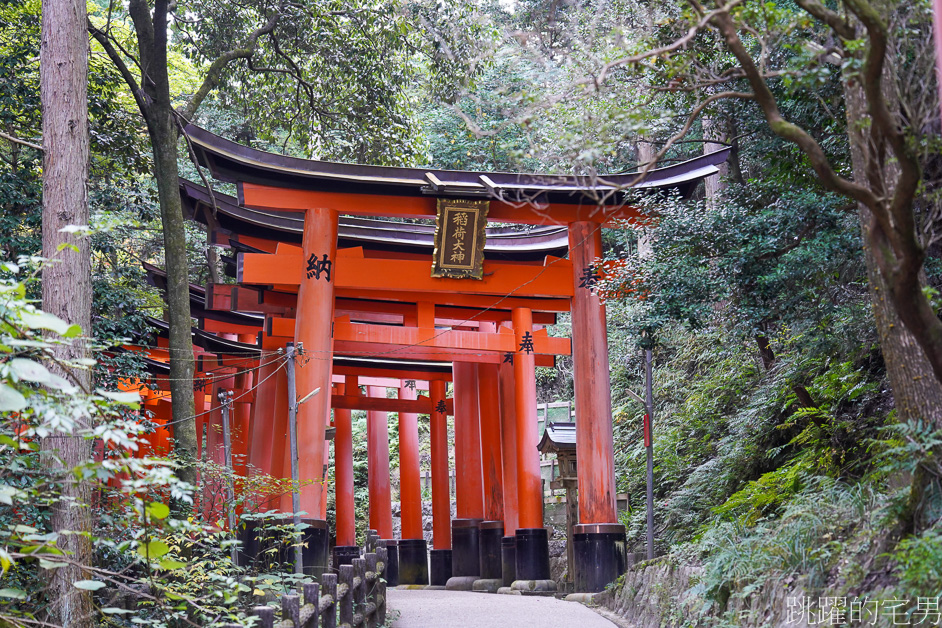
xmin=386 ymin=588 xmax=618 ymax=628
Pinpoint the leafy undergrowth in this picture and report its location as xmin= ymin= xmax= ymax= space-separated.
xmin=608 ymin=312 xmax=942 ymax=623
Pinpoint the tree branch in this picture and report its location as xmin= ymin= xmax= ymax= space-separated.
xmin=710 ymin=9 xmax=883 ymax=213
xmin=127 ymin=0 xmax=156 ymax=94
xmin=178 ymin=6 xmax=284 ymax=121
xmin=842 ymin=0 xmax=922 ymax=251
xmin=595 ymin=91 xmax=754 ymax=198
xmin=583 ymin=0 xmax=747 ymax=89
xmin=794 ymin=0 xmax=855 ymax=39
xmin=0 ymin=130 xmax=42 ymax=151
xmin=87 ymin=19 xmax=150 ymax=117
xmin=756 ymin=218 xmax=817 ymax=260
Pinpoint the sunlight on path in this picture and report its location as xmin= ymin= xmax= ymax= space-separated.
xmin=387 ymin=588 xmax=618 ymax=628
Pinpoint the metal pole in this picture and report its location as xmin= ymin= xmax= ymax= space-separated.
xmin=285 ymin=342 xmax=303 ymax=575
xmin=219 ymin=390 xmax=237 ymax=564
xmin=644 ymin=348 xmax=655 ymax=561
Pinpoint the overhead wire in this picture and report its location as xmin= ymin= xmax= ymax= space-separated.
xmin=114 ymin=350 xmax=287 ymax=384
xmin=155 ymin=354 xmax=290 ymax=429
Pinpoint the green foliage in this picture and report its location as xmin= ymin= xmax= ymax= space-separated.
xmin=894 ymin=527 xmax=942 ymax=598
xmin=603 ymin=182 xmax=863 ymax=348
xmin=692 ymin=478 xmax=884 ymax=602
xmin=179 ymin=0 xmax=452 ymax=166
xmin=0 ymin=262 xmax=194 ymax=623
xmin=711 ymin=457 xmax=812 ymax=527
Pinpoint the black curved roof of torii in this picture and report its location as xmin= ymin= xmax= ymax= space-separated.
xmin=142 ymin=267 xmax=456 ymax=377
xmin=184 ymin=124 xmax=731 ymax=205
xmin=179 ymin=179 xmax=570 ymax=260
xmin=143 ymin=316 xmax=453 ymax=377
xmin=144 ymin=261 xmax=265 ymax=329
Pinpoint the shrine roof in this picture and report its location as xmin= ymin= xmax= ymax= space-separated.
xmin=537 ymin=421 xmax=577 ymax=454
xmin=144 ymin=262 xmax=266 ymax=329
xmin=143 ymin=316 xmax=453 ymax=376
xmin=146 ymin=316 xmax=262 ymax=358
xmin=184 ymin=125 xmax=731 ymax=205
xmin=180 ymin=179 xmax=569 ymax=259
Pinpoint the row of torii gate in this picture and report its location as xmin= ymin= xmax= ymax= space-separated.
xmin=131 ymin=126 xmax=728 ymax=594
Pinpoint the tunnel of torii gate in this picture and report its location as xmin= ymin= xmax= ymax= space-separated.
xmin=159 ymin=124 xmax=730 ymax=594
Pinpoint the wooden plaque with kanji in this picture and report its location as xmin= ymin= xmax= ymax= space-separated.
xmin=431 ymin=198 xmax=489 ymax=279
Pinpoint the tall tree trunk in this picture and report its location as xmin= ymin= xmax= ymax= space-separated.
xmin=39 ymin=0 xmax=94 ymax=624
xmin=637 ymin=140 xmax=655 ymax=259
xmin=150 ymin=100 xmax=199 ymax=489
xmin=844 ymin=50 xmax=942 ymax=535
xmin=126 ymin=0 xmax=199 ymax=488
xmin=843 ymin=68 xmax=942 ymax=428
xmin=702 ymin=116 xmax=729 ymax=204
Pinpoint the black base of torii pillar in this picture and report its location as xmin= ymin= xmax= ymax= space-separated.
xmin=569 ymin=221 xmax=628 ymax=592
xmin=573 ymin=524 xmax=628 ymax=593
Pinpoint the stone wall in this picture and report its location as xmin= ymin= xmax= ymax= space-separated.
xmin=593 ymin=557 xmax=825 ymax=628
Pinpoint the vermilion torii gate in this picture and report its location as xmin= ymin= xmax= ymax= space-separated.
xmin=178 ymin=182 xmax=569 ymax=587
xmin=181 ymin=126 xmax=729 ymax=593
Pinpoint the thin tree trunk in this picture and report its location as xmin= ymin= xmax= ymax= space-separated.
xmin=151 ymin=109 xmax=199 ymax=489
xmin=126 ymin=0 xmax=199 ymax=488
xmin=39 ymin=0 xmax=94 ymax=623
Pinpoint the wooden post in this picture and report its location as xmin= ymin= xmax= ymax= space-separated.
xmin=365 ymin=552 xmax=378 ymax=628
xmin=398 ymin=381 xmax=422 ymax=540
xmin=303 ymin=581 xmax=319 ymax=627
xmin=218 ymin=389 xmax=238 ymax=565
xmin=282 ymin=594 xmax=300 ymax=627
xmin=512 ymin=308 xmax=542 ymax=530
xmin=251 ymin=606 xmax=275 ymax=628
xmin=335 ymin=378 xmax=356 ymax=547
xmin=645 ymin=349 xmax=655 ymax=560
xmin=366 ymin=386 xmax=393 ymax=539
xmin=352 ymin=558 xmax=366 ymax=624
xmin=453 ymin=363 xmax=484 ymax=519
xmin=568 ymin=221 xmax=618 ymax=524
xmin=293 ymin=207 xmax=338 ymax=518
xmin=321 ymin=438 xmax=330 ymax=520
xmin=321 ymin=572 xmax=338 ymax=628
xmin=338 ymin=564 xmax=354 ymax=627
xmin=366 ymin=529 xmax=378 ymax=554
xmin=429 ymin=380 xmax=451 ymax=549
xmin=375 ymin=546 xmax=388 ymax=624
xmin=286 ymin=342 xmax=303 ymax=575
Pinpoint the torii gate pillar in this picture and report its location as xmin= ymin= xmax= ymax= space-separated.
xmin=448 ymin=362 xmax=484 ymax=587
xmin=366 ymin=385 xmax=393 ymax=539
xmin=293 ymin=207 xmax=337 ymax=577
xmin=397 ymin=380 xmax=429 ymax=585
xmin=477 ymin=359 xmax=505 ymax=583
xmin=332 ymin=378 xmax=359 ymax=569
xmin=498 ymin=358 xmax=520 ymax=587
xmin=511 ymin=307 xmax=554 ymax=591
xmin=429 ymin=380 xmax=453 ymax=586
xmin=569 ymin=221 xmax=627 ymax=592
xmin=366 ymin=385 xmax=398 ymax=585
